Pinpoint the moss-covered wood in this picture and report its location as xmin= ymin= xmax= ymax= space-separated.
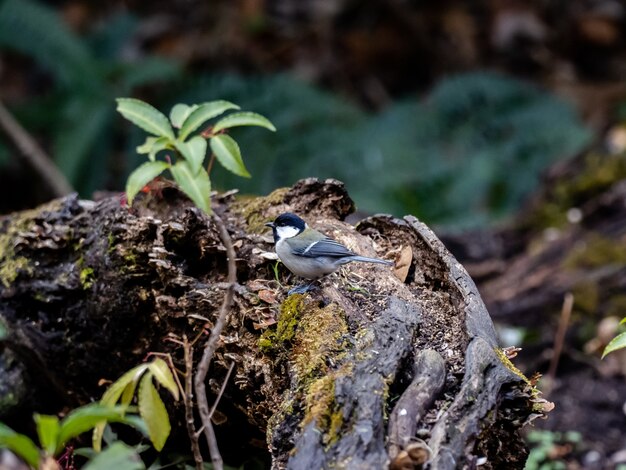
xmin=0 ymin=178 xmax=539 ymax=469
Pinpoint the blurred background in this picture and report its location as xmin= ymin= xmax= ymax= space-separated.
xmin=0 ymin=0 xmax=625 ymax=468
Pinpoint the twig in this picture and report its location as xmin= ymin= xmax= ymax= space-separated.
xmin=145 ymin=351 xmax=185 ymax=397
xmin=546 ymin=292 xmax=574 ymax=391
xmin=194 ymin=213 xmax=237 ymax=470
xmin=209 ymin=361 xmax=235 ymax=420
xmin=0 ymin=99 xmax=73 ymax=197
xmin=206 ymin=153 xmax=216 ymax=176
xmin=183 ymin=336 xmax=203 ymax=470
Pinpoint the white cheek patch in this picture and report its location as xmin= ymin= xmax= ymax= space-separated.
xmin=276 ymin=225 xmax=300 ymax=239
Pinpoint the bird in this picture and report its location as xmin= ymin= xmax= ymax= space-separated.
xmin=265 ymin=212 xmax=394 ymax=294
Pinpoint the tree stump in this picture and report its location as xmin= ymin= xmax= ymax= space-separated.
xmin=0 ymin=178 xmax=542 ymax=469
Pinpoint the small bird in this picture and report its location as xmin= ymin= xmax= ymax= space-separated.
xmin=265 ymin=212 xmax=394 ymax=294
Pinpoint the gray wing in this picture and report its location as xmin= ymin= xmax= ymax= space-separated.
xmin=293 ymin=237 xmax=356 ymax=258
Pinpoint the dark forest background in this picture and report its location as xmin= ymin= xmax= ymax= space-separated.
xmin=1 ymin=1 xmax=625 ymax=468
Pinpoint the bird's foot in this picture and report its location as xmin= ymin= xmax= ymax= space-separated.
xmin=287 ymin=283 xmax=317 ymax=295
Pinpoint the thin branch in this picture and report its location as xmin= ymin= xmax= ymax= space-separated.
xmin=546 ymin=292 xmax=574 ymax=392
xmin=183 ymin=336 xmax=203 ymax=470
xmin=194 ymin=213 xmax=237 ymax=470
xmin=209 ymin=361 xmax=235 ymax=420
xmin=0 ymin=99 xmax=73 ymax=197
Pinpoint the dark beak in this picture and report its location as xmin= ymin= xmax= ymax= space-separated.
xmin=265 ymin=222 xmax=275 ymax=228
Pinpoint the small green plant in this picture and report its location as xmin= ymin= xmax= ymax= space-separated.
xmin=524 ymin=430 xmax=581 ymax=470
xmin=602 ymin=317 xmax=626 ymax=358
xmin=93 ymin=358 xmax=180 ymax=452
xmin=0 ymin=403 xmax=138 ymax=469
xmin=117 ymin=98 xmax=275 ymax=213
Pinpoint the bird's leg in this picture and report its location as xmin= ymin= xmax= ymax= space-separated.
xmin=287 ymin=280 xmax=318 ymax=295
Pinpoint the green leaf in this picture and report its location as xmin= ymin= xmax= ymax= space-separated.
xmin=34 ymin=414 xmax=60 ymax=455
xmin=101 ymin=364 xmax=151 ymax=406
xmin=212 ymin=111 xmax=276 ymax=133
xmin=178 ymin=101 xmax=240 ymax=140
xmin=210 ymin=134 xmax=250 ymax=178
xmin=169 ymin=104 xmax=197 ymax=129
xmin=169 ymin=161 xmax=212 ymax=214
xmin=94 ymin=364 xmax=150 ymax=452
xmin=136 ymin=136 xmax=171 ymax=162
xmin=126 ymin=161 xmax=170 ymax=206
xmin=602 ymin=331 xmax=626 ymax=358
xmin=620 ymin=317 xmax=626 ymax=325
xmin=174 ymin=136 xmax=207 ymax=174
xmin=58 ymin=404 xmax=128 ymax=451
xmin=148 ymin=358 xmax=180 ymax=401
xmin=0 ymin=422 xmax=41 ymax=468
xmin=116 ymin=98 xmax=174 ymax=139
xmin=83 ymin=442 xmax=145 ymax=470
xmin=138 ymin=373 xmax=171 ymax=452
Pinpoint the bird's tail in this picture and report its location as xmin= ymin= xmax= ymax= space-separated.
xmin=349 ymin=256 xmax=394 ymax=266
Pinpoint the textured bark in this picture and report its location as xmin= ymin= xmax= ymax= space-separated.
xmin=0 ymin=178 xmax=538 ymax=469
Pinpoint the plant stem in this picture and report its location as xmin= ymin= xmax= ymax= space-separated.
xmin=183 ymin=336 xmax=203 ymax=470
xmin=206 ymin=153 xmax=216 ymax=176
xmin=193 ymin=214 xmax=236 ymax=470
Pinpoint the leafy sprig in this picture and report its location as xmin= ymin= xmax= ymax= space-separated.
xmin=117 ymin=98 xmax=275 ymax=213
xmin=602 ymin=317 xmax=626 ymax=358
xmin=0 ymin=404 xmax=140 ymax=469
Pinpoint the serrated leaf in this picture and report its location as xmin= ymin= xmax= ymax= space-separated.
xmin=116 ymin=98 xmax=174 ymax=139
xmin=58 ymin=404 xmax=128 ymax=451
xmin=83 ymin=442 xmax=145 ymax=470
xmin=602 ymin=331 xmax=626 ymax=358
xmin=212 ymin=111 xmax=276 ymax=133
xmin=34 ymin=414 xmax=60 ymax=455
xmin=174 ymin=136 xmax=207 ymax=174
xmin=137 ymin=137 xmax=158 ymax=154
xmin=169 ymin=103 xmax=197 ymax=129
xmin=169 ymin=161 xmax=212 ymax=213
xmin=138 ymin=373 xmax=170 ymax=452
xmin=178 ymin=100 xmax=240 ymax=140
xmin=210 ymin=134 xmax=250 ymax=178
xmin=126 ymin=161 xmax=170 ymax=206
xmin=148 ymin=358 xmax=179 ymax=401
xmin=0 ymin=422 xmax=41 ymax=468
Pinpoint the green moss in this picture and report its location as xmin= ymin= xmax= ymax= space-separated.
xmin=123 ymin=251 xmax=138 ymax=265
xmin=79 ymin=267 xmax=94 ymax=289
xmin=0 ymin=207 xmax=42 ymax=287
xmin=259 ymin=294 xmax=304 ymax=352
xmin=563 ymin=233 xmax=626 ymax=270
xmin=527 ymin=153 xmax=626 ymax=229
xmin=494 ymin=347 xmax=530 ymax=384
xmin=0 ymin=256 xmax=31 ymax=288
xmin=262 ymin=295 xmax=351 ymax=447
xmin=76 ymin=255 xmax=95 ymax=289
xmin=231 ymin=187 xmax=289 ymax=233
xmin=107 ymin=232 xmax=116 ymax=253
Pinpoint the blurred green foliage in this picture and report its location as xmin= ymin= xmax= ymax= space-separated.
xmin=171 ymin=73 xmax=591 ymax=228
xmin=0 ymin=0 xmax=181 ymax=192
xmin=0 ymin=0 xmax=592 ymax=228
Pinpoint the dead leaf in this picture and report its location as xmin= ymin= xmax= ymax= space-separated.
xmin=258 ymin=289 xmax=277 ymax=304
xmin=394 ymin=246 xmax=413 ymax=282
xmin=247 ymin=280 xmax=266 ymax=291
xmin=253 ymin=318 xmax=277 ymax=330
